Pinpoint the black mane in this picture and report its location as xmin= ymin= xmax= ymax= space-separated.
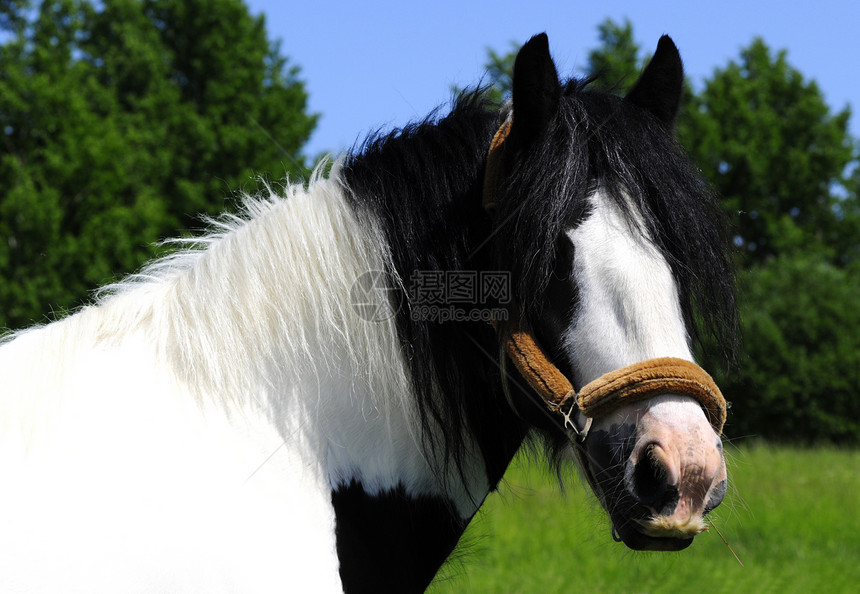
xmin=495 ymin=79 xmax=739 ymax=364
xmin=343 ymin=91 xmax=529 ymax=494
xmin=342 ymin=81 xmax=739 ymax=493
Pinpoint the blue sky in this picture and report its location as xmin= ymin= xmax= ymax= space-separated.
xmin=245 ymin=0 xmax=859 ymax=158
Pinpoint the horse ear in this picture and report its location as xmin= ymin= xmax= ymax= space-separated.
xmin=511 ymin=33 xmax=561 ymax=147
xmin=625 ymin=35 xmax=684 ymax=125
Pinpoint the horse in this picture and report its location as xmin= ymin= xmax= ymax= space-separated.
xmin=0 ymin=33 xmax=737 ymax=592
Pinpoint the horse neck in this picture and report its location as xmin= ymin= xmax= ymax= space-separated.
xmin=330 ymin=105 xmax=532 ymax=589
xmin=118 ymin=154 xmax=520 ymax=499
xmin=342 ymin=101 xmax=530 ymax=483
xmin=92 ymin=106 xmax=526 ymax=588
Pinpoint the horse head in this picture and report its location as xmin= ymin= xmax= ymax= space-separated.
xmin=488 ymin=34 xmax=737 ymax=551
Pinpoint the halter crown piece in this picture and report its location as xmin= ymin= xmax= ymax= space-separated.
xmin=483 ymin=119 xmax=727 ymax=440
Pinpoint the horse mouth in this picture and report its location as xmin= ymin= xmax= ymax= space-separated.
xmin=612 ymin=522 xmax=694 ymax=551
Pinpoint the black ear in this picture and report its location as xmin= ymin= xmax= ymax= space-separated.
xmin=625 ymin=35 xmax=684 ymax=125
xmin=511 ymin=33 xmax=561 ymax=147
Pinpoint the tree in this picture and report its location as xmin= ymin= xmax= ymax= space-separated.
xmin=837 ymin=164 xmax=860 ymax=266
xmin=679 ymin=38 xmax=856 ymax=266
xmin=721 ymin=253 xmax=860 ymax=443
xmin=679 ymin=38 xmax=860 ymax=444
xmin=584 ymin=18 xmax=643 ymax=93
xmin=0 ymin=0 xmax=317 ymax=330
xmin=478 ymin=42 xmax=518 ymax=105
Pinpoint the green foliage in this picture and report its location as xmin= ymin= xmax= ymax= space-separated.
xmin=834 ymin=160 xmax=860 ymax=266
xmin=481 ymin=42 xmax=517 ymax=105
xmin=431 ymin=447 xmax=860 ymax=593
xmin=0 ymin=0 xmax=317 ymax=330
xmin=679 ymin=38 xmax=856 ymax=266
xmin=585 ymin=17 xmax=643 ymax=92
xmin=676 ymin=38 xmax=860 ymax=444
xmin=721 ymin=252 xmax=860 ymax=443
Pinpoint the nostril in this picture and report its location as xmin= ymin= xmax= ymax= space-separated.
xmin=627 ymin=444 xmax=680 ymax=515
xmin=704 ymin=479 xmax=727 ymax=514
xmin=632 ymin=445 xmax=665 ymax=498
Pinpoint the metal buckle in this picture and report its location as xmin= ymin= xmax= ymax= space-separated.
xmin=556 ymin=398 xmax=592 ymax=442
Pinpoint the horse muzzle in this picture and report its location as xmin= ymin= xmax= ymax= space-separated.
xmin=583 ymin=396 xmax=727 ymax=551
xmin=490 ymin=320 xmax=729 ymax=551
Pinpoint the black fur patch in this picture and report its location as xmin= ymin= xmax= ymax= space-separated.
xmin=332 ymin=480 xmax=467 ymax=594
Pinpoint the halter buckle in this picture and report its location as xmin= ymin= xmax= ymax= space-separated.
xmin=555 ymin=395 xmax=593 ymax=442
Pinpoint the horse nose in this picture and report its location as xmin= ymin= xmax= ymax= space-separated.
xmin=625 ymin=443 xmax=680 ymax=516
xmin=626 ymin=435 xmax=726 ymax=534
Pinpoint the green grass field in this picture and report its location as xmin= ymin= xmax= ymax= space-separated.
xmin=430 ymin=443 xmax=860 ymax=593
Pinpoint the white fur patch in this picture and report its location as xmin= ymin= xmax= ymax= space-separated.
xmin=0 ymin=163 xmax=487 ymax=592
xmin=565 ymin=191 xmax=693 ymax=386
xmin=558 ymin=191 xmax=711 ymax=439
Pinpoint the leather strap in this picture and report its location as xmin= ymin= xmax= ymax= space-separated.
xmin=482 ymin=118 xmax=511 ymax=213
xmin=499 ymin=321 xmax=726 ymax=437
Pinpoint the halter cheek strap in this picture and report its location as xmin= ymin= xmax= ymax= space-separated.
xmin=482 ymin=119 xmax=511 ymax=214
xmin=484 ymin=120 xmax=727 ymax=439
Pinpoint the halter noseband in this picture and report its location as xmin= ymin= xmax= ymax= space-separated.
xmin=483 ymin=119 xmax=727 ymax=440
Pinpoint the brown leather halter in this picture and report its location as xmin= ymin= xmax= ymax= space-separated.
xmin=483 ymin=119 xmax=727 ymax=439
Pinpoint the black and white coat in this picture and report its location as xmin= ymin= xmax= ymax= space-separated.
xmin=0 ymin=34 xmax=736 ymax=592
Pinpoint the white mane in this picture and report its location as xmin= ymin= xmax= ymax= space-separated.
xmin=3 ymin=162 xmax=417 ymax=429
xmin=98 ymin=162 xmax=410 ymax=409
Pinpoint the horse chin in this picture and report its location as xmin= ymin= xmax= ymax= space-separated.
xmin=613 ymin=523 xmax=694 ymax=551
